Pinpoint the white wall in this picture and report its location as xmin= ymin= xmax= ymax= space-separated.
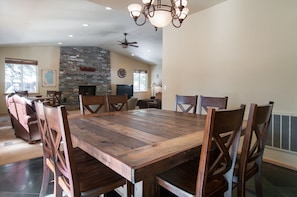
xmin=110 ymin=52 xmax=151 ymax=100
xmin=162 ymin=0 xmax=297 ymax=169
xmin=150 ymin=64 xmax=162 ymax=96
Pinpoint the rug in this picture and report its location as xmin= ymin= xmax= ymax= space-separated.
xmin=0 ymin=115 xmax=43 ymax=165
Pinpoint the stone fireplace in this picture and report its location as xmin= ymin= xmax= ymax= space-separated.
xmin=79 ymin=86 xmax=96 ymax=96
xmin=59 ymin=47 xmax=111 ymax=110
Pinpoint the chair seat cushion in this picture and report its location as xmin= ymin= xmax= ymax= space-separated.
xmin=157 ymin=159 xmax=228 ymax=197
xmin=72 ymin=148 xmax=126 ymax=195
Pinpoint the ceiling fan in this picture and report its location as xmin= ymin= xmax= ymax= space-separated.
xmin=118 ymin=33 xmax=139 ymax=48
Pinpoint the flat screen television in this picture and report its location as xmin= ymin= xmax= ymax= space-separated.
xmin=116 ymin=84 xmax=133 ymax=99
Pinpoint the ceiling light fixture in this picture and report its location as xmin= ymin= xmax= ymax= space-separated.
xmin=128 ymin=0 xmax=189 ymax=30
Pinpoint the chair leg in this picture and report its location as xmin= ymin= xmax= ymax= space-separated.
xmin=54 ymin=175 xmax=63 ymax=197
xmin=237 ymin=177 xmax=246 ymax=197
xmin=155 ymin=181 xmax=161 ymax=197
xmin=39 ymin=164 xmax=50 ymax=197
xmin=255 ymin=170 xmax=263 ymax=197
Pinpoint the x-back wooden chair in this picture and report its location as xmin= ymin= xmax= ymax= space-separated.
xmin=46 ymin=90 xmax=62 ymax=106
xmin=233 ymin=101 xmax=274 ymax=197
xmin=156 ymin=105 xmax=245 ymax=197
xmin=43 ymin=104 xmax=129 ymax=197
xmin=35 ymin=101 xmax=55 ymax=197
xmin=107 ymin=94 xmax=129 ymax=112
xmin=198 ymin=95 xmax=228 ymax=114
xmin=175 ymin=94 xmax=198 ymax=114
xmin=79 ymin=95 xmax=107 ymax=114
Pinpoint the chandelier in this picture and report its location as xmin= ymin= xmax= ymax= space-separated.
xmin=128 ymin=0 xmax=189 ymax=30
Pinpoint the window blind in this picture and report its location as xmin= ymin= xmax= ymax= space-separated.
xmin=5 ymin=58 xmax=38 ymax=65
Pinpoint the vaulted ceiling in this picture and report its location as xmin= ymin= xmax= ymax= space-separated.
xmin=0 ymin=0 xmax=225 ymax=65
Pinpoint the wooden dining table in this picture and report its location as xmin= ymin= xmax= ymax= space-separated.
xmin=68 ymin=108 xmax=208 ymax=196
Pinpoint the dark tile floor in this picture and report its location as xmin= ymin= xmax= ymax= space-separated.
xmin=0 ymin=157 xmax=297 ymax=196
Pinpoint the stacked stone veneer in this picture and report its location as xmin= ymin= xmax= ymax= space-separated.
xmin=59 ymin=47 xmax=111 ymax=110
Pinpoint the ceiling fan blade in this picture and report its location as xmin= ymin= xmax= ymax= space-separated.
xmin=118 ymin=33 xmax=139 ymax=48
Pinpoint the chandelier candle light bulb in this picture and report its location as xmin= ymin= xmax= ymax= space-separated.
xmin=128 ymin=0 xmax=189 ymax=30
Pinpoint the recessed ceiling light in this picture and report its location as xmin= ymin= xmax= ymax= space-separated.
xmin=58 ymin=42 xmax=62 ymax=45
xmin=106 ymin=7 xmax=112 ymax=10
xmin=131 ymin=54 xmax=135 ymax=56
xmin=82 ymin=24 xmax=89 ymax=27
xmin=68 ymin=34 xmax=73 ymax=38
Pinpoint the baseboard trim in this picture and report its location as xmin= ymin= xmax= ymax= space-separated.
xmin=264 ymin=157 xmax=297 ymax=171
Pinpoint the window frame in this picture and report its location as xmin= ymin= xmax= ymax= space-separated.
xmin=133 ymin=69 xmax=148 ymax=93
xmin=4 ymin=58 xmax=38 ymax=94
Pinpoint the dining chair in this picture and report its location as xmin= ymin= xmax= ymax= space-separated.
xmin=127 ymin=97 xmax=138 ymax=110
xmin=79 ymin=94 xmax=107 ymax=114
xmin=174 ymin=94 xmax=198 ymax=114
xmin=107 ymin=94 xmax=129 ymax=111
xmin=198 ymin=95 xmax=228 ymax=114
xmin=233 ymin=101 xmax=274 ymax=197
xmin=46 ymin=90 xmax=62 ymax=106
xmin=15 ymin=90 xmax=29 ymax=97
xmin=43 ymin=104 xmax=130 ymax=197
xmin=156 ymin=105 xmax=246 ymax=197
xmin=34 ymin=101 xmax=55 ymax=197
xmin=36 ymin=101 xmax=90 ymax=196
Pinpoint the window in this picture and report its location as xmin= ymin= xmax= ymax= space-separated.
xmin=5 ymin=58 xmax=38 ymax=93
xmin=133 ymin=69 xmax=148 ymax=92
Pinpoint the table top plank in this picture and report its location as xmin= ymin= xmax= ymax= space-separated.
xmin=70 ymin=120 xmax=136 ymax=155
xmin=69 ymin=109 xmax=207 ymax=183
xmin=99 ymin=109 xmax=205 ymax=137
xmin=119 ymin=131 xmax=204 ymax=167
xmin=87 ymin=116 xmax=168 ymax=144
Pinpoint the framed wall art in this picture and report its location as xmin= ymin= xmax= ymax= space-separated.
xmin=42 ymin=69 xmax=56 ymax=87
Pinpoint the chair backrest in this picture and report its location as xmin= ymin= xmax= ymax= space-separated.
xmin=43 ymin=104 xmax=78 ymax=197
xmin=47 ymin=90 xmax=62 ymax=106
xmin=34 ymin=101 xmax=53 ymax=168
xmin=238 ymin=102 xmax=274 ymax=182
xmin=7 ymin=95 xmax=18 ymax=120
xmin=175 ymin=94 xmax=198 ymax=114
xmin=107 ymin=94 xmax=129 ymax=111
xmin=13 ymin=94 xmax=35 ymax=130
xmin=127 ymin=97 xmax=138 ymax=110
xmin=198 ymin=96 xmax=228 ymax=114
xmin=196 ymin=105 xmax=245 ymax=196
xmin=15 ymin=90 xmax=28 ymax=97
xmin=79 ymin=95 xmax=107 ymax=114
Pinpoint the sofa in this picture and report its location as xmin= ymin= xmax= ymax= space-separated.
xmin=137 ymin=92 xmax=162 ymax=109
xmin=7 ymin=94 xmax=40 ymax=143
